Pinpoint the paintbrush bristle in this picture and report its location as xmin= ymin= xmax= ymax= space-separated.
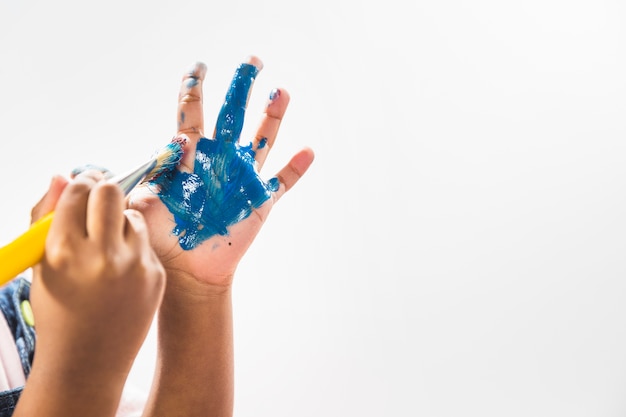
xmin=144 ymin=137 xmax=185 ymax=181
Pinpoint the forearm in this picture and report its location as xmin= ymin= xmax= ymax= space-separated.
xmin=14 ymin=357 xmax=127 ymax=417
xmin=142 ymin=275 xmax=234 ymax=417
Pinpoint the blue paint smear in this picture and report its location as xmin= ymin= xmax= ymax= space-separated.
xmin=151 ymin=63 xmax=278 ymax=250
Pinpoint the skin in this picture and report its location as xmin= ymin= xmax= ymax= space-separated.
xmin=13 ymin=171 xmax=166 ymax=417
xmin=131 ymin=55 xmax=315 ymax=417
xmin=11 ymin=54 xmax=312 ymax=416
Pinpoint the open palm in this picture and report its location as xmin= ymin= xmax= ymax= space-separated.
xmin=129 ymin=56 xmax=314 ymax=286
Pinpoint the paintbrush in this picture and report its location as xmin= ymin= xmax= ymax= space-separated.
xmin=0 ymin=140 xmax=184 ymax=287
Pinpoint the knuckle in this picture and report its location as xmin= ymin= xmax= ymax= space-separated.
xmin=124 ymin=209 xmax=146 ymax=226
xmin=179 ymin=92 xmax=201 ymax=104
xmin=67 ymin=179 xmax=93 ymax=195
xmin=44 ymin=239 xmax=79 ymax=272
xmin=88 ymin=250 xmax=124 ymax=279
xmin=94 ymin=181 xmax=123 ymax=200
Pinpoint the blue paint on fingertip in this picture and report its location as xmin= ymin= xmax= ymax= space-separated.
xmin=268 ymin=177 xmax=279 ymax=192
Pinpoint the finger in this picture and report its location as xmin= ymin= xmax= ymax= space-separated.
xmin=30 ymin=175 xmax=69 ymax=223
xmin=250 ymin=87 xmax=290 ymax=170
xmin=70 ymin=164 xmax=114 ymax=180
xmin=213 ymin=55 xmax=263 ymax=144
xmin=271 ymin=147 xmax=315 ymax=202
xmin=123 ymin=209 xmax=166 ymax=287
xmin=122 ymin=209 xmax=149 ymax=243
xmin=123 ymin=209 xmax=154 ymax=259
xmin=86 ymin=179 xmax=126 ymax=245
xmin=50 ymin=170 xmax=104 ymax=239
xmin=177 ymin=62 xmax=207 ymax=169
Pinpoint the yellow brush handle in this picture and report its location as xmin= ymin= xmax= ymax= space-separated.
xmin=0 ymin=211 xmax=54 ymax=286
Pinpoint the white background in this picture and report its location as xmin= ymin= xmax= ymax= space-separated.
xmin=1 ymin=0 xmax=626 ymax=416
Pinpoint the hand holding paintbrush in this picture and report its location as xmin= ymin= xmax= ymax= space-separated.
xmin=13 ymin=165 xmax=171 ymax=416
xmin=0 ymin=139 xmax=184 ymax=286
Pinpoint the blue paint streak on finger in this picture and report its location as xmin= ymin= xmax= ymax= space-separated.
xmin=215 ymin=63 xmax=259 ymax=143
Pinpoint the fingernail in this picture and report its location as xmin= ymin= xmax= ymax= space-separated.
xmin=172 ymin=134 xmax=189 ymax=147
xmin=244 ymin=55 xmax=264 ymax=71
xmin=269 ymin=88 xmax=280 ymax=101
xmin=186 ymin=62 xmax=207 ymax=80
xmin=70 ymin=164 xmax=113 ymax=179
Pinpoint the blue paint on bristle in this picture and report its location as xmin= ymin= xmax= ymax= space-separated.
xmin=148 ymin=138 xmax=185 ymax=181
xmin=151 ymin=62 xmax=279 ymax=250
xmin=160 ymin=139 xmax=185 ymax=170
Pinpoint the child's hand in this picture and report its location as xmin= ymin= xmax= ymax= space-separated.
xmin=17 ymin=170 xmax=165 ymax=416
xmin=130 ymin=55 xmax=314 ymax=288
xmin=126 ymin=56 xmax=314 ymax=417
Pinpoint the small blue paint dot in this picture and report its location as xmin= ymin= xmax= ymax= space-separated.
xmin=268 ymin=177 xmax=280 ymax=192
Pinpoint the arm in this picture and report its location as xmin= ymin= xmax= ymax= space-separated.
xmin=132 ymin=56 xmax=314 ymax=417
xmin=14 ymin=170 xmax=165 ymax=417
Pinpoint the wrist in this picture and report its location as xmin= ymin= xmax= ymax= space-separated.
xmin=152 ymin=269 xmax=234 ymax=413
xmin=158 ymin=270 xmax=233 ymax=333
xmin=163 ymin=268 xmax=233 ymax=299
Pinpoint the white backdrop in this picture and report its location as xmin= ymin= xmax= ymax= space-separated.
xmin=1 ymin=0 xmax=626 ymax=416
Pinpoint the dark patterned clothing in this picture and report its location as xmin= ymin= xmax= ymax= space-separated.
xmin=0 ymin=278 xmax=34 ymax=416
